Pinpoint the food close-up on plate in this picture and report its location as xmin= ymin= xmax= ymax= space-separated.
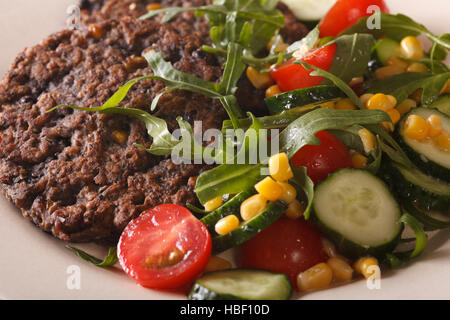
xmin=0 ymin=0 xmax=449 ymax=301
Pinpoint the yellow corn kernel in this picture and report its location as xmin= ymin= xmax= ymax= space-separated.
xmin=204 ymin=256 xmax=232 ymax=272
xmin=387 ymin=108 xmax=401 ymax=125
xmin=255 ymin=177 xmax=283 ymax=201
xmin=403 ymin=114 xmax=429 ymax=141
xmin=285 ymin=199 xmax=304 ymax=219
xmin=266 ymin=36 xmax=288 ymax=52
xmin=204 ymin=196 xmax=223 ymax=212
xmin=400 ymin=36 xmax=424 ymax=59
xmin=440 ymin=79 xmax=450 ymax=95
xmin=358 ymin=128 xmax=376 ymax=154
xmin=396 ymin=98 xmax=417 ymax=116
xmin=319 ymin=101 xmax=336 ymax=109
xmin=353 ymin=257 xmax=379 ymax=279
xmin=215 ymin=215 xmax=240 ymax=235
xmin=278 ymin=182 xmax=297 ymax=204
xmin=240 ymin=194 xmax=268 ymax=221
xmin=351 ymin=152 xmax=368 ymax=169
xmin=265 ymin=85 xmax=282 ymax=98
xmin=327 ymin=257 xmax=354 ymax=281
xmin=146 ymin=3 xmax=163 ymax=11
xmin=349 ymin=77 xmax=364 ymax=87
xmin=112 ymin=130 xmax=128 ymax=144
xmin=335 ymin=98 xmax=357 ymax=110
xmin=427 ymin=115 xmax=443 ymax=138
xmin=436 ymin=132 xmax=450 ymax=149
xmin=274 ymin=43 xmax=289 ymax=53
xmin=246 ymin=66 xmax=274 ymax=89
xmin=380 ymin=122 xmax=393 ymax=132
xmin=409 ymin=88 xmax=423 ymax=104
xmin=359 ymin=93 xmax=374 ymax=106
xmin=386 ymin=55 xmax=409 ymax=70
xmin=269 ymin=152 xmax=294 ymax=182
xmin=366 ymin=93 xmax=396 ymax=111
xmin=297 ymin=263 xmax=333 ymax=291
xmin=375 ymin=65 xmax=405 ymax=80
xmin=407 ymin=62 xmax=428 ymax=73
xmin=321 ymin=238 xmax=338 ymax=258
xmin=387 ymin=95 xmax=398 ymax=107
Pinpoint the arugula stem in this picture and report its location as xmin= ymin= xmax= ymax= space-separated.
xmin=202 ymin=45 xmax=282 ymax=68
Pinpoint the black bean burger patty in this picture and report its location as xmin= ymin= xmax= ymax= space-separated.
xmin=0 ymin=17 xmax=227 ymax=242
xmin=78 ymin=0 xmax=309 ymax=115
xmin=79 ymin=0 xmax=309 ymax=44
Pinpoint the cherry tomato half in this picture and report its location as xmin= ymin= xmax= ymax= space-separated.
xmin=291 ymin=130 xmax=353 ymax=185
xmin=270 ymin=43 xmax=337 ymax=92
xmin=240 ymin=217 xmax=326 ymax=287
xmin=117 ymin=204 xmax=212 ymax=289
xmin=319 ymin=0 xmax=390 ymax=37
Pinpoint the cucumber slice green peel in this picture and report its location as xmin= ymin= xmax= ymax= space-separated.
xmin=212 ymin=201 xmax=287 ymax=254
xmin=402 ymin=201 xmax=450 ymax=231
xmin=395 ymin=107 xmax=450 ymax=182
xmin=382 ymin=162 xmax=450 ymax=212
xmin=264 ymin=85 xmax=345 ymax=115
xmin=200 ymin=189 xmax=256 ymax=233
xmin=188 ymin=269 xmax=292 ymax=300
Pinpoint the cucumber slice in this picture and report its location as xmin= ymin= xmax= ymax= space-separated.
xmin=212 ymin=201 xmax=286 ymax=253
xmin=374 ymin=38 xmax=401 ymax=65
xmin=201 ymin=190 xmax=256 ymax=233
xmin=396 ymin=107 xmax=450 ymax=181
xmin=383 ymin=162 xmax=450 ymax=212
xmin=313 ymin=169 xmax=403 ymax=258
xmin=188 ymin=269 xmax=292 ymax=300
xmin=281 ymin=0 xmax=337 ymax=22
xmin=265 ymin=85 xmax=345 ymax=115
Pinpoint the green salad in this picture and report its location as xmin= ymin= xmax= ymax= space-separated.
xmin=61 ymin=0 xmax=450 ymax=300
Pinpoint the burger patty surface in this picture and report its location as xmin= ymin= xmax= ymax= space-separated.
xmin=0 ymin=2 xmax=308 ymax=242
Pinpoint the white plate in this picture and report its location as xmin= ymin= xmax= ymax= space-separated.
xmin=0 ymin=0 xmax=449 ymax=300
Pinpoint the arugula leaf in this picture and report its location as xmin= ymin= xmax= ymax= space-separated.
xmin=141 ymin=0 xmax=284 ymax=55
xmin=294 ymin=60 xmax=365 ymax=109
xmin=218 ymin=43 xmax=246 ymax=96
xmin=327 ymin=34 xmax=375 ymax=83
xmin=365 ymin=123 xmax=415 ymax=169
xmin=279 ymin=109 xmax=390 ymax=158
xmin=341 ymin=12 xmax=450 ymax=50
xmin=329 ymin=125 xmax=383 ymax=174
xmin=367 ymin=71 xmax=450 ymax=106
xmin=221 ymin=104 xmax=320 ymax=132
xmin=144 ymin=50 xmax=221 ymax=98
xmin=196 ymin=108 xmax=390 ymax=203
xmin=290 ymin=166 xmax=314 ymax=220
xmin=66 ymin=246 xmax=118 ymax=267
xmin=385 ymin=214 xmax=428 ymax=268
xmin=195 ymin=163 xmax=264 ymax=204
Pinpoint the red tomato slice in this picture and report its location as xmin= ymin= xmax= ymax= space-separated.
xmin=319 ymin=0 xmax=389 ymax=37
xmin=240 ymin=217 xmax=326 ymax=287
xmin=291 ymin=130 xmax=353 ymax=185
xmin=117 ymin=204 xmax=212 ymax=289
xmin=270 ymin=43 xmax=337 ymax=92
